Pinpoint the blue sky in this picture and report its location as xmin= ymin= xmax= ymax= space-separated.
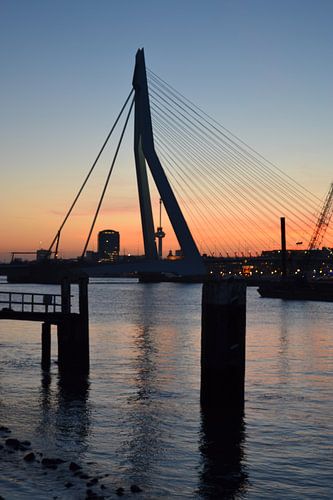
xmin=1 ymin=0 xmax=333 ymax=255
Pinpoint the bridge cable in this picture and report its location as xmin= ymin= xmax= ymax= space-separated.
xmin=150 ymin=100 xmax=315 ymax=245
xmin=148 ymin=85 xmax=326 ymax=248
xmin=153 ymin=113 xmax=280 ymax=251
xmin=148 ymin=69 xmax=333 ymax=249
xmin=154 ymin=125 xmax=277 ymax=252
xmin=156 ymin=142 xmax=229 ymax=251
xmin=81 ymin=96 xmax=135 ymax=258
xmin=156 ymin=142 xmax=261 ymax=254
xmin=148 ymin=69 xmax=321 ymax=204
xmin=159 ymin=153 xmax=216 ymax=255
xmin=48 ymin=89 xmax=134 ymax=256
xmin=151 ymin=105 xmax=314 ymax=244
xmin=148 ymin=76 xmax=314 ymax=208
xmin=152 ymin=118 xmax=272 ymax=238
xmin=149 ymin=87 xmax=317 ymax=228
xmin=148 ymin=76 xmax=322 ymax=230
xmin=151 ymin=105 xmax=293 ymax=228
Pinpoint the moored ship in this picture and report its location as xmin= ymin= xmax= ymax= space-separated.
xmin=257 ymin=276 xmax=333 ymax=302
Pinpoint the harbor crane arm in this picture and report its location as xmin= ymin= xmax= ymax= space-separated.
xmin=308 ymin=182 xmax=333 ymax=250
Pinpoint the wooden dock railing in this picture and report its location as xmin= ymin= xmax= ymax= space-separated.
xmin=0 ymin=277 xmax=88 ymax=373
xmin=0 ymin=291 xmax=64 ymax=314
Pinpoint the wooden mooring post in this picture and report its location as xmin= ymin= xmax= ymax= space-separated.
xmin=56 ymin=277 xmax=90 ymax=373
xmin=41 ymin=277 xmax=89 ymax=374
xmin=0 ymin=279 xmax=89 ymax=373
xmin=41 ymin=322 xmax=51 ymax=370
xmin=201 ymin=279 xmax=246 ymax=409
xmin=61 ymin=278 xmax=71 ymax=314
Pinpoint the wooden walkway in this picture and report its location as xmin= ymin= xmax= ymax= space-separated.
xmin=0 ymin=278 xmax=89 ymax=373
xmin=1 ymin=290 xmax=65 ymax=322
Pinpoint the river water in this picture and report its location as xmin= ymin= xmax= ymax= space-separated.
xmin=0 ymin=279 xmax=332 ymax=499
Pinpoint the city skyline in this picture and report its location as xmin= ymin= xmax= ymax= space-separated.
xmin=1 ymin=1 xmax=333 ymax=259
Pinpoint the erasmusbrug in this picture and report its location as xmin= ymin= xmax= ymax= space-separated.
xmin=48 ymin=49 xmax=333 ymax=275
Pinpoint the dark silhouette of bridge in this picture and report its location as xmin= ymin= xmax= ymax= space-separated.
xmin=3 ymin=49 xmax=333 ymax=279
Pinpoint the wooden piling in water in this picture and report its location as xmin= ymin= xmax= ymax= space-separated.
xmin=61 ymin=278 xmax=71 ymax=314
xmin=57 ymin=277 xmax=89 ymax=373
xmin=78 ymin=276 xmax=89 ymax=369
xmin=201 ymin=279 xmax=246 ymax=409
xmin=41 ymin=322 xmax=51 ymax=370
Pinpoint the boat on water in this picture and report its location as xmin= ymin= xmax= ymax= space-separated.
xmin=257 ymin=276 xmax=333 ymax=302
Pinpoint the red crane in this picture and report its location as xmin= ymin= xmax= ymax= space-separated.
xmin=308 ymin=182 xmax=333 ymax=250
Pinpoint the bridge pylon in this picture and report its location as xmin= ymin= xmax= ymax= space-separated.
xmin=132 ymin=48 xmax=204 ymax=272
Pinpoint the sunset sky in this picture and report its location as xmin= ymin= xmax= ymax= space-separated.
xmin=1 ymin=0 xmax=333 ymax=260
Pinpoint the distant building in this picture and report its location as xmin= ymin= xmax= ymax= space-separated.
xmin=85 ymin=250 xmax=98 ymax=262
xmin=166 ymin=249 xmax=183 ymax=261
xmin=98 ymin=230 xmax=120 ymax=261
xmin=36 ymin=249 xmax=51 ymax=261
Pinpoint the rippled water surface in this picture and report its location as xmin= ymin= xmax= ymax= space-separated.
xmin=0 ymin=279 xmax=332 ymax=498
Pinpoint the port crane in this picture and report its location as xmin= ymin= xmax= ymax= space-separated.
xmin=308 ymin=182 xmax=333 ymax=250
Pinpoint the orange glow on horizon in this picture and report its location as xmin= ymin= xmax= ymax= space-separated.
xmin=1 ymin=202 xmax=311 ymax=262
xmin=0 ymin=144 xmax=320 ymax=260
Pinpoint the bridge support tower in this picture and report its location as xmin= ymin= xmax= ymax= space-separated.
xmin=133 ymin=48 xmax=205 ymax=274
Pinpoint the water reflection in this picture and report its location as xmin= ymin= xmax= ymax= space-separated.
xmin=133 ymin=324 xmax=158 ymax=401
xmin=125 ymin=287 xmax=163 ymax=485
xmin=278 ymin=301 xmax=291 ymax=382
xmin=37 ymin=370 xmax=91 ymax=454
xmin=39 ymin=371 xmax=52 ymax=422
xmin=199 ymin=406 xmax=248 ymax=499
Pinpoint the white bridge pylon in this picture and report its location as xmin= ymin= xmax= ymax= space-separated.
xmin=133 ymin=48 xmax=204 ymax=274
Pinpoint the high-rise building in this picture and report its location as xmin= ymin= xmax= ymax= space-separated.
xmin=98 ymin=230 xmax=120 ymax=261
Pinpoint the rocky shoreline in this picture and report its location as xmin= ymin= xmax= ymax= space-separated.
xmin=0 ymin=425 xmax=143 ymax=499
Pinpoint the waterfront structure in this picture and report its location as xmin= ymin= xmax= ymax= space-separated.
xmin=44 ymin=49 xmax=204 ymax=276
xmin=132 ymin=48 xmax=204 ymax=274
xmin=36 ymin=249 xmax=51 ymax=261
xmin=154 ymin=199 xmax=165 ymax=258
xmin=98 ymin=230 xmax=120 ymax=261
xmin=308 ymin=182 xmax=333 ymax=250
xmin=17 ymin=49 xmax=332 ymax=278
xmin=0 ymin=278 xmax=89 ymax=372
